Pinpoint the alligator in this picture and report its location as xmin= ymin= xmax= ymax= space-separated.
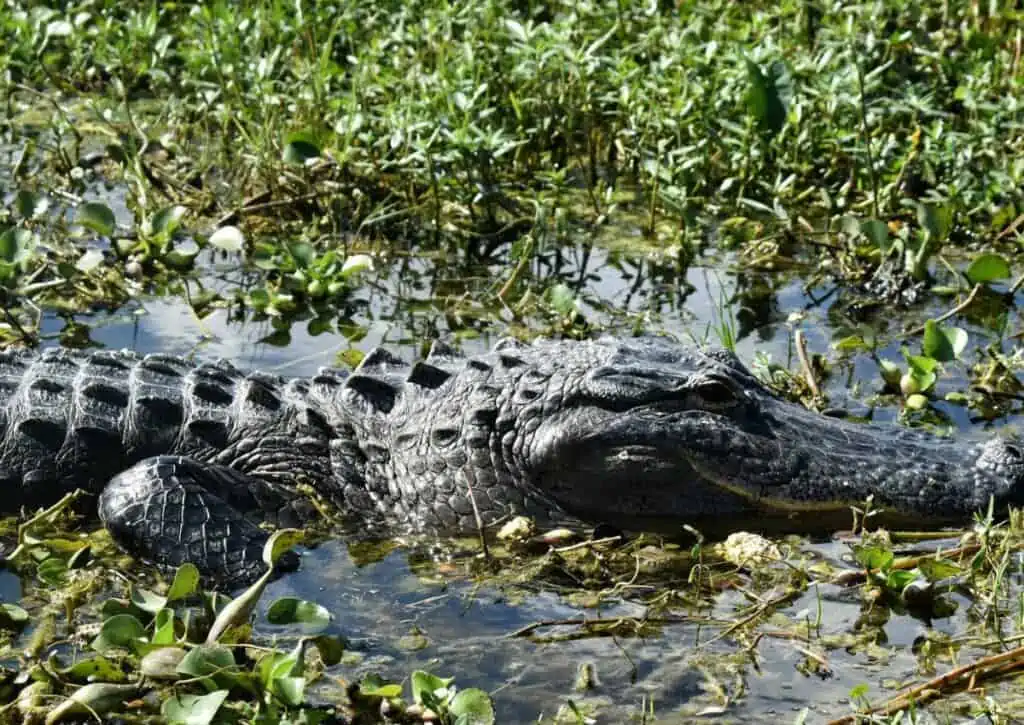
xmin=1 ymin=336 xmax=1022 ymax=584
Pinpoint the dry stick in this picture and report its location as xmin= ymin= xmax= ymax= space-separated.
xmin=794 ymin=330 xmax=821 ymax=399
xmin=508 ymin=615 xmax=722 ymax=639
xmin=904 ymin=283 xmax=981 ymax=337
xmin=826 ymin=643 xmax=1024 ymax=725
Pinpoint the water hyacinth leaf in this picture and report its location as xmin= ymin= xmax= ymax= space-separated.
xmin=161 ymin=690 xmax=229 ymax=725
xmin=75 ymin=248 xmax=104 ymax=273
xmin=166 ymin=563 xmax=200 ymax=601
xmin=861 ymin=219 xmax=889 ymax=252
xmin=917 ymin=202 xmax=953 ymax=241
xmin=905 ymin=393 xmax=928 ymax=410
xmin=359 ymin=674 xmax=403 ymax=699
xmin=546 ymin=283 xmax=577 ymax=316
xmin=266 ymin=597 xmax=332 ymax=630
xmin=283 ymin=131 xmax=321 ymax=165
xmin=15 ymin=190 xmax=48 ymax=219
xmin=309 ymin=634 xmax=345 ymax=665
xmin=922 ymin=320 xmax=967 ymax=362
xmin=965 ymin=253 xmax=1010 ymax=284
xmin=130 ymin=585 xmax=167 ymax=614
xmin=744 ymin=57 xmax=792 ymax=136
xmin=0 ymin=603 xmax=29 ymax=630
xmin=45 ymin=683 xmax=139 ymax=724
xmin=273 ymin=676 xmax=306 ymax=706
xmin=55 ymin=654 xmax=125 ymax=682
xmin=411 ymin=670 xmax=454 ymax=705
xmin=91 ymin=614 xmax=147 ymax=653
xmin=206 ymin=566 xmax=275 ymax=644
xmin=449 ymin=688 xmax=496 ymax=725
xmin=78 ymin=202 xmax=116 ymax=236
xmin=853 ymin=545 xmax=893 ymax=572
xmin=151 ymin=205 xmax=187 ymax=238
xmin=287 ymin=242 xmax=315 ymax=268
xmin=208 ymin=225 xmax=245 ymax=252
xmin=152 ymin=608 xmax=176 ymax=645
xmin=37 ymin=557 xmax=68 ymax=586
xmin=340 ymin=253 xmax=374 ymax=277
xmin=263 ymin=528 xmax=304 ymax=568
xmin=0 ymin=227 xmax=35 ymax=263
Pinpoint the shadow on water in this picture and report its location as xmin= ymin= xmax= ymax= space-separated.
xmin=12 ymin=180 xmax=1024 ymax=722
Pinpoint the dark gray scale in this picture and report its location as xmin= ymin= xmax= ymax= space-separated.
xmin=125 ymin=354 xmax=190 ymax=460
xmin=175 ymin=361 xmax=243 ymax=458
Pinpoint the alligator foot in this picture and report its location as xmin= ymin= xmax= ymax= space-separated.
xmin=98 ymin=456 xmax=317 ymax=585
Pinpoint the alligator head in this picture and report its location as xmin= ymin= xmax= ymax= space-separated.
xmin=513 ymin=338 xmax=1024 ymax=533
xmin=334 ymin=336 xmax=1024 ymax=534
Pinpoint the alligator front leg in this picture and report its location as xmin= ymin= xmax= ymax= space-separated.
xmin=98 ymin=456 xmax=319 ymax=585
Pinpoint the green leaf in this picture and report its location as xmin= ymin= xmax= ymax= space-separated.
xmin=917 ymin=202 xmax=954 ymax=241
xmin=359 ymin=674 xmax=403 ymax=698
xmin=966 ymin=253 xmax=1010 ymax=284
xmin=744 ymin=57 xmax=792 ymax=136
xmin=308 ymin=634 xmax=345 ymax=666
xmin=166 ymin=563 xmax=200 ymax=601
xmin=56 ymin=654 xmax=126 ymax=682
xmin=140 ymin=647 xmax=187 ymax=680
xmin=266 ymin=598 xmax=332 ymax=630
xmin=0 ymin=227 xmax=35 ymax=263
xmin=162 ymin=690 xmax=229 ymax=725
xmin=208 ymin=226 xmax=245 ymax=252
xmin=283 ymin=131 xmax=321 ymax=165
xmin=917 ymin=558 xmax=962 ymax=581
xmin=0 ymin=603 xmax=29 ymax=630
xmin=903 ymin=351 xmax=938 ymax=375
xmin=922 ymin=320 xmax=967 ymax=362
xmin=91 ymin=614 xmax=147 ymax=653
xmin=130 ymin=585 xmax=167 ymax=614
xmin=411 ymin=670 xmax=453 ymax=705
xmin=152 ymin=608 xmax=176 ymax=645
xmin=78 ymin=202 xmax=116 ymax=236
xmin=37 ymin=556 xmax=68 ymax=586
xmin=860 ymin=219 xmax=889 ymax=252
xmin=853 ymin=545 xmax=893 ymax=572
xmin=15 ymin=190 xmax=48 ymax=219
xmin=449 ymin=688 xmax=496 ymax=725
xmin=150 ymin=205 xmax=187 ymax=238
xmin=176 ymin=645 xmax=237 ymax=690
xmin=263 ymin=528 xmax=304 ymax=568
xmin=546 ymin=283 xmax=577 ymax=316
xmin=272 ymin=676 xmax=307 ymax=706
xmin=287 ymin=242 xmax=315 ymax=268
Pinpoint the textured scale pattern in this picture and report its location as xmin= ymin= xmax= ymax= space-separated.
xmin=1 ymin=337 xmax=1023 ymax=584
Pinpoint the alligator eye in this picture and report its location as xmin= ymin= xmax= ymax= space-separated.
xmin=432 ymin=428 xmax=460 ymax=447
xmin=694 ymin=379 xmax=738 ymax=406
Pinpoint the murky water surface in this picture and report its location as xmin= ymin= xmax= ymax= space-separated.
xmin=12 ymin=178 xmax=1024 ymax=722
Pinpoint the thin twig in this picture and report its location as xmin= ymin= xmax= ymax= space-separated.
xmin=794 ymin=330 xmax=821 ymax=399
xmin=826 ymin=643 xmax=1024 ymax=724
xmin=904 ymin=284 xmax=981 ymax=337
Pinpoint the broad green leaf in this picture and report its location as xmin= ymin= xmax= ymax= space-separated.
xmin=140 ymin=647 xmax=187 ymax=680
xmin=91 ymin=614 xmax=147 ymax=653
xmin=917 ymin=558 xmax=962 ymax=581
xmin=922 ymin=320 xmax=967 ymax=362
xmin=744 ymin=57 xmax=792 ymax=136
xmin=283 ymin=131 xmax=321 ymax=165
xmin=359 ymin=674 xmax=403 ymax=699
xmin=917 ymin=202 xmax=953 ymax=241
xmin=130 ymin=585 xmax=167 ymax=614
xmin=151 ymin=205 xmax=186 ymax=237
xmin=861 ymin=219 xmax=889 ymax=252
xmin=78 ymin=202 xmax=116 ymax=236
xmin=206 ymin=566 xmax=274 ymax=644
xmin=55 ymin=654 xmax=126 ymax=682
xmin=162 ymin=690 xmax=229 ymax=725
xmin=37 ymin=557 xmax=68 ymax=586
xmin=166 ymin=563 xmax=200 ymax=601
xmin=903 ymin=352 xmax=938 ymax=375
xmin=208 ymin=226 xmax=244 ymax=252
xmin=547 ymin=283 xmax=577 ymax=316
xmin=449 ymin=688 xmax=496 ymax=725
xmin=965 ymin=253 xmax=1010 ymax=284
xmin=263 ymin=528 xmax=304 ymax=568
xmin=15 ymin=190 xmax=48 ymax=219
xmin=411 ymin=670 xmax=453 ymax=705
xmin=309 ymin=634 xmax=345 ymax=666
xmin=0 ymin=227 xmax=35 ymax=263
xmin=905 ymin=393 xmax=928 ymax=410
xmin=0 ymin=603 xmax=29 ymax=629
xmin=152 ymin=608 xmax=176 ymax=645
xmin=853 ymin=545 xmax=893 ymax=572
xmin=287 ymin=242 xmax=315 ymax=268
xmin=272 ymin=676 xmax=306 ymax=706
xmin=176 ymin=644 xmax=237 ymax=691
xmin=266 ymin=597 xmax=332 ymax=630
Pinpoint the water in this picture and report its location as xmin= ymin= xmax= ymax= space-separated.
xmin=13 ymin=187 xmax=1024 ymax=722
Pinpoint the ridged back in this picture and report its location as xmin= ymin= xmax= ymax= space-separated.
xmin=0 ymin=348 xmax=322 ymax=510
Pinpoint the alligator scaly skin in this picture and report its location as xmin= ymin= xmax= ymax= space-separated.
xmin=0 ymin=338 xmax=1022 ymax=584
